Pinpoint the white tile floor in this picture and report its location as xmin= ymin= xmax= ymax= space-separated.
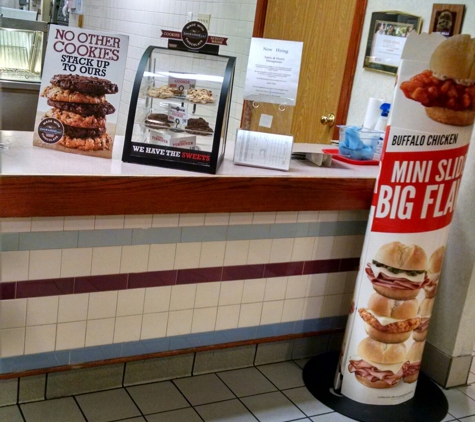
xmin=1 ymin=359 xmax=475 ymax=421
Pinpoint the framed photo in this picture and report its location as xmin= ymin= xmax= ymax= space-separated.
xmin=429 ymin=4 xmax=465 ymax=37
xmin=364 ymin=11 xmax=422 ymax=75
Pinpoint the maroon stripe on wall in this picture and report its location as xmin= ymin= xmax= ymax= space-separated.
xmin=177 ymin=267 xmax=223 ymax=284
xmin=16 ymin=278 xmax=74 ymax=298
xmin=0 ymin=282 xmax=16 ymax=300
xmin=128 ymin=270 xmax=177 ymax=289
xmin=264 ymin=262 xmax=305 ymax=278
xmin=1 ymin=257 xmax=360 ymax=300
xmin=222 ymin=264 xmax=265 ymax=281
xmin=75 ymin=274 xmax=128 ymax=293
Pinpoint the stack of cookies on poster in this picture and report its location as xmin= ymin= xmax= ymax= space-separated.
xmin=40 ymin=74 xmax=118 ymax=155
xmin=349 ymin=241 xmax=436 ymax=388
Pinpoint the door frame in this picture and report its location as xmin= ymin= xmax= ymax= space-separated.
xmin=252 ymin=0 xmax=368 ymax=138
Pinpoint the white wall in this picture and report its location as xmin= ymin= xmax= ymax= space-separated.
xmin=0 ymin=0 xmax=17 ymax=8
xmin=76 ymin=0 xmax=257 ymax=140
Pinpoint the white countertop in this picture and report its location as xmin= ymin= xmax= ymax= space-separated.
xmin=0 ymin=131 xmax=379 ymax=179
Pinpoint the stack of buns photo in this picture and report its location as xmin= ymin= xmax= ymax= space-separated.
xmin=349 ymin=241 xmax=445 ymax=389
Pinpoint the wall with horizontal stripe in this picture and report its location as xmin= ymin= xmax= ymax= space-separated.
xmin=0 ymin=210 xmax=368 ymax=374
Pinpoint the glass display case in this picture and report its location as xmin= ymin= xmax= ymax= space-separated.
xmin=0 ymin=17 xmax=48 ymax=130
xmin=122 ymin=46 xmax=236 ymax=174
xmin=0 ymin=17 xmax=47 ymax=83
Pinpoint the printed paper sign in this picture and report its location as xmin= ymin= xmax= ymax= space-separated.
xmin=234 ymin=129 xmax=293 ymax=171
xmin=33 ymin=25 xmax=129 ymax=158
xmin=244 ymin=38 xmax=303 ymax=105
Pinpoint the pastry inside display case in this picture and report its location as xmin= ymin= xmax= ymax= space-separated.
xmin=139 ymin=60 xmax=219 ymax=152
xmin=122 ymin=46 xmax=235 ymax=174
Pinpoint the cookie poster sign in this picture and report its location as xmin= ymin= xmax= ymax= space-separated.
xmin=336 ymin=33 xmax=475 ymax=406
xmin=33 ymin=25 xmax=129 ymax=158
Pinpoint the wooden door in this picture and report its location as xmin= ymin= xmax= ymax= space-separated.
xmin=253 ymin=0 xmax=365 ymax=144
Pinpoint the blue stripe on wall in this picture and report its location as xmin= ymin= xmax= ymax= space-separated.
xmin=0 ymin=316 xmax=347 ymax=375
xmin=0 ymin=221 xmax=367 ymax=252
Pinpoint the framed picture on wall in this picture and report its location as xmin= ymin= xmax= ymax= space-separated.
xmin=364 ymin=11 xmax=422 ymax=75
xmin=429 ymin=4 xmax=465 ymax=37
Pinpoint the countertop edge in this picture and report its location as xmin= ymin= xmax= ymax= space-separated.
xmin=0 ymin=175 xmax=376 ymax=217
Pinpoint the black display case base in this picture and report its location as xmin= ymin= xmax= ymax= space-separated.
xmin=302 ymin=351 xmax=448 ymax=422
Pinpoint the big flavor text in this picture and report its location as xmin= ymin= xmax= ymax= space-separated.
xmin=372 ymin=146 xmax=469 ymax=232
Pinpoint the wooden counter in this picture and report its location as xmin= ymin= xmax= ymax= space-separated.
xmin=0 ymin=132 xmax=378 ymax=217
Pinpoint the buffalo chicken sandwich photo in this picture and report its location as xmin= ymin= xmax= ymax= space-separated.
xmin=365 ymin=241 xmax=429 ymax=300
xmin=400 ymin=34 xmax=475 ymax=126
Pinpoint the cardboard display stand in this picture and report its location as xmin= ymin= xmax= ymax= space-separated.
xmin=304 ymin=32 xmax=475 ymax=420
xmin=33 ymin=25 xmax=129 ymax=159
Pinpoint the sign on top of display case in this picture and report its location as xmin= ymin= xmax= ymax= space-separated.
xmin=161 ymin=21 xmax=228 ymax=54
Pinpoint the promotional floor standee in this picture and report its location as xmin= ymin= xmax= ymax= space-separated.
xmin=336 ymin=32 xmax=475 ymax=407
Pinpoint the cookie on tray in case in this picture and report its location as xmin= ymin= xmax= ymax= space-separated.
xmin=147 ymin=85 xmax=177 ymax=99
xmin=145 ymin=113 xmax=171 ymax=129
xmin=186 ymin=88 xmax=215 ymax=104
xmin=185 ymin=117 xmax=214 ymax=135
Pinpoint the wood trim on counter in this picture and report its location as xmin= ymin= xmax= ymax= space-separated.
xmin=0 ymin=176 xmax=375 ymax=217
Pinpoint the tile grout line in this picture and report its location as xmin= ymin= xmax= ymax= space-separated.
xmin=72 ymin=395 xmax=89 ymax=422
xmin=122 ymin=385 xmax=148 ymax=420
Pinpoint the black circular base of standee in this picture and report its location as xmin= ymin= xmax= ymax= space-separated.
xmin=303 ymin=351 xmax=448 ymax=422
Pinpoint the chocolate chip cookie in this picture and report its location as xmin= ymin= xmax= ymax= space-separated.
xmin=186 ymin=88 xmax=215 ymax=104
xmin=185 ymin=117 xmax=213 ymax=135
xmin=145 ymin=113 xmax=171 ymax=129
xmin=50 ymin=74 xmax=118 ymax=95
xmin=42 ymin=85 xmax=106 ymax=104
xmin=63 ymin=124 xmax=107 ymax=138
xmin=45 ymin=108 xmax=106 ymax=129
xmin=59 ymin=134 xmax=113 ymax=151
xmin=147 ymin=85 xmax=176 ymax=99
xmin=47 ymin=100 xmax=116 ymax=117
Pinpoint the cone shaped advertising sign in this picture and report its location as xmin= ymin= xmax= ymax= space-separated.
xmin=335 ymin=33 xmax=475 ymax=405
